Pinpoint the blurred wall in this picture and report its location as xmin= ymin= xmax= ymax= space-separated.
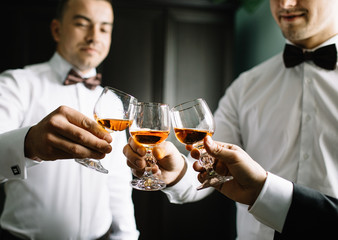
xmin=234 ymin=0 xmax=284 ymax=78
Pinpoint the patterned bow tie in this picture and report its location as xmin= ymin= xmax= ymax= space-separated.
xmin=283 ymin=44 xmax=337 ymax=70
xmin=64 ymin=69 xmax=102 ymax=90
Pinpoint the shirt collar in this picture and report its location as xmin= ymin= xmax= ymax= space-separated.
xmin=49 ymin=52 xmax=97 ymax=84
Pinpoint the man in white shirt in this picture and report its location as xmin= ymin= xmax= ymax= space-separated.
xmin=0 ymin=0 xmax=139 ymax=239
xmin=124 ymin=0 xmax=338 ymax=239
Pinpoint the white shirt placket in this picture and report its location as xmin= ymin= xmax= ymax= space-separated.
xmin=297 ymin=63 xmax=315 ymax=185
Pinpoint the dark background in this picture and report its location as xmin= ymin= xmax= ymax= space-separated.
xmin=0 ymin=0 xmax=238 ymax=239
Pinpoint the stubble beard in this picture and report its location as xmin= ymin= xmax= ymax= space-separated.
xmin=282 ymin=27 xmax=308 ymax=42
xmin=279 ymin=17 xmax=312 ymax=46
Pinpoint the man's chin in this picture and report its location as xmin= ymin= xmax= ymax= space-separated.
xmin=76 ymin=60 xmax=101 ymax=72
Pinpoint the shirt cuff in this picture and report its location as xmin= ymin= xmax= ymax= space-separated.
xmin=0 ymin=127 xmax=42 ymax=180
xmin=249 ymin=172 xmax=293 ymax=232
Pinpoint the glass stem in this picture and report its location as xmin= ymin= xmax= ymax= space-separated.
xmin=200 ymin=154 xmax=216 ymax=176
xmin=196 ymin=144 xmax=215 ymax=174
xmin=144 ymin=149 xmax=155 ymax=177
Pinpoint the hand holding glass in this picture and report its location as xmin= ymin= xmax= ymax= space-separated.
xmin=171 ymin=98 xmax=233 ymax=189
xmin=129 ymin=102 xmax=170 ymax=191
xmin=75 ymin=86 xmax=137 ymax=174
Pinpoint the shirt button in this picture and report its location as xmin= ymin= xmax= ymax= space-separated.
xmin=305 ymin=115 xmax=311 ymax=122
xmin=303 ymin=153 xmax=309 ymax=160
xmin=305 ymin=78 xmax=312 ymax=84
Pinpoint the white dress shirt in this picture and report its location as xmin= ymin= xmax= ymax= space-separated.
xmin=0 ymin=53 xmax=139 ymax=240
xmin=164 ymin=35 xmax=338 ymax=240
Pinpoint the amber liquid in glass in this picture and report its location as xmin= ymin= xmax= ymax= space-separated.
xmin=130 ymin=130 xmax=170 ymax=146
xmin=96 ymin=118 xmax=133 ymax=132
xmin=174 ymin=128 xmax=213 ymax=145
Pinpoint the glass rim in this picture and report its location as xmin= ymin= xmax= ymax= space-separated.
xmin=171 ymin=98 xmax=206 ymax=111
xmin=103 ymin=86 xmax=137 ymax=102
xmin=136 ymin=101 xmax=169 ymax=107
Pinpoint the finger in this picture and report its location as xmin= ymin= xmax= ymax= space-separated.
xmin=190 ymin=148 xmax=200 ymax=159
xmin=34 ymin=144 xmax=71 ymax=161
xmin=152 ymin=144 xmax=167 ymax=161
xmin=203 ymin=136 xmax=236 ymax=164
xmin=128 ymin=137 xmax=146 ymax=156
xmin=213 ymin=158 xmax=229 ymax=176
xmin=192 ymin=161 xmax=204 ymax=172
xmin=185 ymin=145 xmax=193 ymax=151
xmin=150 ymin=164 xmax=160 ymax=175
xmin=131 ymin=169 xmax=144 ymax=178
xmin=197 ymin=171 xmax=208 ymax=183
xmin=151 ymin=141 xmax=169 ymax=161
xmin=32 ymin=131 xmax=106 ymax=160
xmin=46 ymin=107 xmax=112 ymax=154
xmin=127 ymin=157 xmax=145 ymax=171
xmin=152 ymin=141 xmax=184 ymax=172
xmin=54 ymin=123 xmax=112 ymax=155
xmin=130 ymin=164 xmax=159 ymax=178
xmin=56 ymin=106 xmax=112 ymax=142
xmin=49 ymin=131 xmax=107 ymax=159
xmin=152 ymin=141 xmax=176 ymax=161
xmin=124 ymin=144 xmax=146 ymax=170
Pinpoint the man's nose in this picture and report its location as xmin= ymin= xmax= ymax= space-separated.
xmin=278 ymin=0 xmax=297 ymax=9
xmin=85 ymin=25 xmax=100 ymax=43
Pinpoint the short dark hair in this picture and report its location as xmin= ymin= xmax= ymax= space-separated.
xmin=55 ymin=0 xmax=113 ymax=20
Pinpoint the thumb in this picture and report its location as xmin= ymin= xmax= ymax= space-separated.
xmin=203 ymin=136 xmax=235 ymax=165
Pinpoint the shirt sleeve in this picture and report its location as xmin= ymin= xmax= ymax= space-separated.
xmin=213 ymin=79 xmax=243 ymax=147
xmin=249 ymin=172 xmax=293 ymax=233
xmin=0 ymin=70 xmax=42 ymax=182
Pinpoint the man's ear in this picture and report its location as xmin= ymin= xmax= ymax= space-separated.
xmin=50 ymin=19 xmax=61 ymax=42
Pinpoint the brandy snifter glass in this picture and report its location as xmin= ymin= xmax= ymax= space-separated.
xmin=129 ymin=102 xmax=170 ymax=191
xmin=75 ymin=86 xmax=137 ymax=174
xmin=171 ymin=98 xmax=233 ymax=188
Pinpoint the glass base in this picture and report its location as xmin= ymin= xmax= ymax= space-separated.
xmin=131 ymin=177 xmax=166 ymax=191
xmin=197 ymin=175 xmax=233 ymax=190
xmin=75 ymin=158 xmax=109 ymax=174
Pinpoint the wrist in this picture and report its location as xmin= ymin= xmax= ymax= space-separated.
xmin=249 ymin=171 xmax=268 ymax=206
xmin=24 ymin=126 xmax=38 ymax=160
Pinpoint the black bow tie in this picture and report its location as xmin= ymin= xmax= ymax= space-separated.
xmin=64 ymin=69 xmax=102 ymax=90
xmin=283 ymin=44 xmax=337 ymax=70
